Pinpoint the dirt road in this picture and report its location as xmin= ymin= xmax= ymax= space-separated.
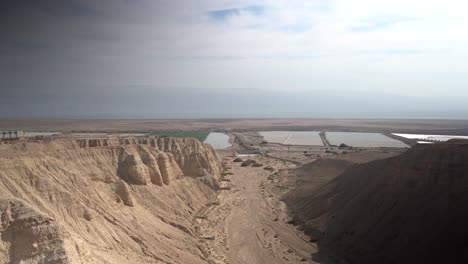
xmin=198 ymin=156 xmax=322 ymax=264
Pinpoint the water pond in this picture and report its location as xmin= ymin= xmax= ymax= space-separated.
xmin=204 ymin=132 xmax=232 ymax=149
xmin=392 ymin=133 xmax=468 ymax=142
xmin=327 ymin=132 xmax=408 ymax=148
xmin=259 ymin=131 xmax=323 ymax=146
xmin=23 ymin=132 xmax=62 ymax=137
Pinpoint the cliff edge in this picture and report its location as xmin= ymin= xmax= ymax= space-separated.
xmin=0 ymin=136 xmax=221 ymax=264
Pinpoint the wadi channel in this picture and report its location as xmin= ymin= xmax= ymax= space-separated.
xmin=0 ymin=130 xmax=467 ymax=264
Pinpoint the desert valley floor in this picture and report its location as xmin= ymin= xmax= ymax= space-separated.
xmin=0 ymin=120 xmax=467 ymax=264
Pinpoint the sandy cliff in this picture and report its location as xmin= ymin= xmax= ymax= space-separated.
xmin=287 ymin=140 xmax=468 ymax=263
xmin=0 ymin=136 xmax=221 ymax=263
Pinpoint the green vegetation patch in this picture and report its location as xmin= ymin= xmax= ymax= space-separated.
xmin=148 ymin=131 xmax=209 ymax=142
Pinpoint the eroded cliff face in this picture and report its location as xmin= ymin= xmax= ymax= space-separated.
xmin=75 ymin=136 xmax=220 ymax=178
xmin=0 ymin=198 xmax=73 ymax=264
xmin=289 ymin=140 xmax=468 ymax=264
xmin=0 ymin=136 xmax=221 ymax=264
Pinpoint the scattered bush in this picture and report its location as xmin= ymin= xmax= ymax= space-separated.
xmin=339 ymin=143 xmax=349 ymax=149
xmin=241 ymin=159 xmax=263 ymax=167
xmin=241 ymin=159 xmax=256 ymax=167
xmin=233 ymin=158 xmax=243 ymax=162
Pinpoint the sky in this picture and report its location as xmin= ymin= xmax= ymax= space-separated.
xmin=1 ymin=0 xmax=467 ymax=119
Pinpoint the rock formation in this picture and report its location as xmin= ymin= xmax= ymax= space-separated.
xmin=287 ymin=140 xmax=468 ymax=264
xmin=0 ymin=136 xmax=221 ymax=263
xmin=139 ymin=147 xmax=164 ymax=186
xmin=73 ymin=136 xmax=221 ymax=178
xmin=118 ymin=150 xmax=151 ymax=185
xmin=0 ymin=198 xmax=74 ymax=264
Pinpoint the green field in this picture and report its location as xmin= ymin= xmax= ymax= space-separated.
xmin=148 ymin=131 xmax=209 ymax=142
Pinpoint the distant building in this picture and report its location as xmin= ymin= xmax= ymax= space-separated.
xmin=235 ymin=149 xmax=262 ymax=157
xmin=0 ymin=131 xmax=23 ymax=138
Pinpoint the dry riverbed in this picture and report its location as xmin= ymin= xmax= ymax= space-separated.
xmin=195 ymin=155 xmax=327 ymax=264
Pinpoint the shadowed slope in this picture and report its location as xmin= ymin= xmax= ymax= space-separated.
xmin=289 ymin=140 xmax=468 ymax=263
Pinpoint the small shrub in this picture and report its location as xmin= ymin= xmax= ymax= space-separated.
xmin=233 ymin=158 xmax=243 ymax=162
xmin=241 ymin=159 xmax=256 ymax=167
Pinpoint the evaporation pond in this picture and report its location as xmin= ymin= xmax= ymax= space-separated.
xmin=259 ymin=131 xmax=323 ymax=146
xmin=204 ymin=133 xmax=231 ymax=149
xmin=327 ymin=132 xmax=408 ymax=148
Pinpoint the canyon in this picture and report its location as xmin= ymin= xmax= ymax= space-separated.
xmin=0 ymin=136 xmax=220 ymax=263
xmin=0 ymin=133 xmax=467 ymax=264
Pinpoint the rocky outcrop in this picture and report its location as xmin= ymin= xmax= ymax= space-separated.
xmin=118 ymin=150 xmax=151 ymax=185
xmin=139 ymin=147 xmax=164 ymax=186
xmin=153 ymin=137 xmax=220 ymax=178
xmin=0 ymin=199 xmax=74 ymax=264
xmin=115 ymin=181 xmax=135 ymax=207
xmin=157 ymin=153 xmax=176 ymax=185
xmin=116 ymin=137 xmax=221 ymax=178
xmin=290 ymin=140 xmax=468 ymax=264
xmin=72 ymin=136 xmax=220 ymax=180
xmin=115 ymin=145 xmax=185 ymax=186
xmin=0 ymin=136 xmax=221 ymax=263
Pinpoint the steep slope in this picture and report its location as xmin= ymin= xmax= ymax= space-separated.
xmin=284 ymin=150 xmax=401 ymax=220
xmin=289 ymin=140 xmax=468 ymax=263
xmin=0 ymin=136 xmax=221 ymax=264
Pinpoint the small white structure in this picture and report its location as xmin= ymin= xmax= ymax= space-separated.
xmin=0 ymin=131 xmax=23 ymax=138
xmin=392 ymin=133 xmax=468 ymax=142
xmin=235 ymin=150 xmax=262 ymax=157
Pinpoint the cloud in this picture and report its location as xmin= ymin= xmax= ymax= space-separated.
xmin=208 ymin=5 xmax=264 ymax=22
xmin=1 ymin=0 xmax=468 ymax=118
xmin=351 ymin=15 xmax=417 ymax=32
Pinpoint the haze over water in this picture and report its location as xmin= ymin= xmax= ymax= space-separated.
xmin=1 ymin=1 xmax=467 ymax=119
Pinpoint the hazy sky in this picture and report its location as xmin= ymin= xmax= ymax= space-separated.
xmin=1 ymin=0 xmax=467 ymax=118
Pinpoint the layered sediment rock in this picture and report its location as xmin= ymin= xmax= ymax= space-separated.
xmin=74 ymin=136 xmax=220 ymax=179
xmin=139 ymin=147 xmax=164 ymax=186
xmin=0 ymin=136 xmax=221 ymax=264
xmin=289 ymin=140 xmax=468 ymax=264
xmin=0 ymin=199 xmax=74 ymax=264
xmin=118 ymin=151 xmax=151 ymax=185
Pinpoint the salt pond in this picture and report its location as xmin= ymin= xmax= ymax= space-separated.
xmin=259 ymin=131 xmax=323 ymax=146
xmin=392 ymin=133 xmax=468 ymax=142
xmin=260 ymin=131 xmax=408 ymax=148
xmin=204 ymin=132 xmax=231 ymax=149
xmin=327 ymin=132 xmax=408 ymax=148
xmin=23 ymin=132 xmax=62 ymax=137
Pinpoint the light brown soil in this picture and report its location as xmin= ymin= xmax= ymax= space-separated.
xmin=2 ymin=118 xmax=468 ymax=134
xmin=197 ymin=153 xmax=337 ymax=264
